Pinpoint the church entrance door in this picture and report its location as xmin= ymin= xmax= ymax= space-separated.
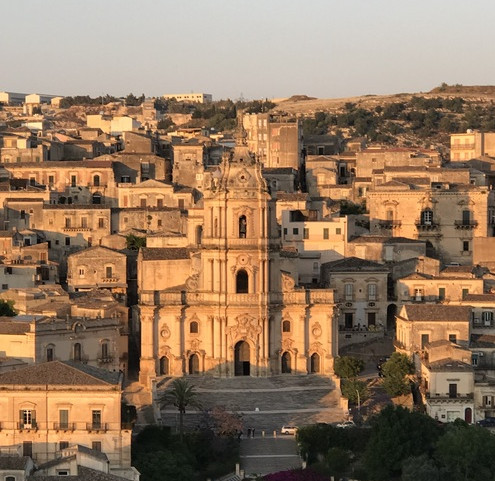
xmin=235 ymin=341 xmax=250 ymax=376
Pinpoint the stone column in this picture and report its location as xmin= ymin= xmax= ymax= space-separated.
xmin=139 ymin=305 xmax=157 ymax=388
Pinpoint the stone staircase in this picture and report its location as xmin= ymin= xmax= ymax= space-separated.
xmin=157 ymin=374 xmax=345 ymax=434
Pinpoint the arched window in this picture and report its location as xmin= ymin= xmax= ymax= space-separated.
xmin=282 ymin=320 xmax=291 ymax=333
xmin=386 ymin=209 xmax=394 ymax=221
xmin=421 ymin=209 xmax=433 ymax=225
xmin=239 ymin=215 xmax=247 ymax=238
xmin=236 ymin=269 xmax=249 ymax=293
xmin=93 ymin=175 xmax=100 ymax=187
xmin=73 ymin=343 xmax=81 ymax=361
xmin=190 ymin=321 xmax=199 ymax=334
xmin=92 ymin=192 xmax=102 ymax=205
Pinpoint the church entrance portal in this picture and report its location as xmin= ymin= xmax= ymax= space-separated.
xmin=234 ymin=341 xmax=250 ymax=376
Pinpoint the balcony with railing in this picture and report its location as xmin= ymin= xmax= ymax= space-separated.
xmin=426 ymin=392 xmax=473 ymax=402
xmin=97 ymin=356 xmax=114 ymax=364
xmin=377 ymin=220 xmax=401 ymax=230
xmin=53 ymin=422 xmax=76 ymax=431
xmin=451 ymin=143 xmax=475 ymax=150
xmin=18 ymin=422 xmax=38 ymax=431
xmin=415 ymin=220 xmax=441 ymax=232
xmin=454 ymin=220 xmax=478 ymax=230
xmin=86 ymin=422 xmax=108 ymax=432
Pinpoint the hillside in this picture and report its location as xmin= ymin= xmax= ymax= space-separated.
xmin=271 ymin=85 xmax=495 ymax=151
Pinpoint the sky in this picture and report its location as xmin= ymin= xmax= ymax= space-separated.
xmin=2 ymin=0 xmax=495 ymax=101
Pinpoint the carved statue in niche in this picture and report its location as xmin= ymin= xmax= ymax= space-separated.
xmin=281 ymin=272 xmax=295 ymax=292
xmin=227 ymin=314 xmax=262 ymax=342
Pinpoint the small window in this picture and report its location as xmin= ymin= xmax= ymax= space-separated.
xmin=65 ymin=237 xmax=70 ymax=246
xmin=157 ymin=198 xmax=163 ymax=208
xmin=157 ymin=219 xmax=162 ymax=227
xmin=81 ymin=217 xmax=88 ymax=228
xmin=105 ymin=266 xmax=113 ymax=278
xmin=344 ymin=283 xmax=353 ymax=300
xmin=282 ymin=320 xmax=291 ymax=332
xmin=368 ymin=284 xmax=377 ymax=301
xmin=65 ymin=218 xmax=71 ymax=228
xmin=292 ymin=228 xmax=299 ymax=235
xmin=421 ymin=333 xmax=430 ymax=349
xmin=93 ymin=175 xmax=100 ymax=186
xmin=56 ymin=470 xmax=69 ymax=476
xmin=190 ymin=321 xmax=199 ymax=334
xmin=438 ymin=287 xmax=445 ymax=300
xmin=323 ymin=228 xmax=329 ymax=239
xmin=59 ymin=441 xmax=69 ymax=450
xmin=336 ymin=228 xmax=342 ymax=235
xmin=449 ymin=334 xmax=457 ymax=344
xmin=48 ymin=175 xmax=54 ymax=185
xmin=98 ymin=218 xmax=104 ymax=228
xmin=283 ymin=228 xmax=287 ymax=236
xmin=462 ymin=288 xmax=469 ymax=300
xmin=303 ymin=228 xmax=309 ymax=240
xmin=92 ymin=441 xmax=102 ymax=452
xmin=140 ymin=198 xmax=146 ymax=208
xmin=463 ymin=241 xmax=470 ymax=252
xmin=71 ymin=175 xmax=76 ymax=187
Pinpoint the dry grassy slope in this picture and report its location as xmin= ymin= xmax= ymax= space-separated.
xmin=272 ymin=86 xmax=495 ymax=116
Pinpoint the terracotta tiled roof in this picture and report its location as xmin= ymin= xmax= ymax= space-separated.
xmin=141 ymin=247 xmax=189 ymax=261
xmin=471 ymin=334 xmax=495 ymax=348
xmin=0 ymin=320 xmax=31 ymax=334
xmin=402 ymin=304 xmax=471 ymax=322
xmin=28 ymin=466 xmax=130 ymax=481
xmin=0 ymin=360 xmax=120 ymax=386
xmin=322 ymin=256 xmax=388 ymax=272
xmin=0 ymin=456 xmax=31 ymax=470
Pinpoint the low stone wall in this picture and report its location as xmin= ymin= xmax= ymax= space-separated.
xmin=339 ymin=329 xmax=385 ymax=349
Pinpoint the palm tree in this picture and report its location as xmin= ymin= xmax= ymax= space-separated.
xmin=160 ymin=378 xmax=201 ymax=441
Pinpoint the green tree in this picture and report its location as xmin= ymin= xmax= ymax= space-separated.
xmin=125 ymin=234 xmax=146 ymax=251
xmin=340 ymin=378 xmax=369 ymax=406
xmin=382 ymin=352 xmax=414 ymax=397
xmin=435 ymin=424 xmax=495 ymax=481
xmin=160 ymin=378 xmax=202 ymax=442
xmin=401 ymin=454 xmax=440 ymax=481
xmin=0 ymin=299 xmax=16 ymax=316
xmin=364 ymin=406 xmax=441 ymax=480
xmin=326 ymin=447 xmax=351 ymax=479
xmin=334 ymin=356 xmax=364 ymax=379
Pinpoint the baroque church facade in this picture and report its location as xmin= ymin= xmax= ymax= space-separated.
xmin=138 ymin=128 xmax=337 ymax=385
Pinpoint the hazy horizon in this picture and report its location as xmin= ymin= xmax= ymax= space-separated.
xmin=3 ymin=0 xmax=495 ymax=101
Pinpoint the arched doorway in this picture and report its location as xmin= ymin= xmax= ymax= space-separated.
xmin=160 ymin=356 xmax=169 ymax=375
xmin=281 ymin=352 xmax=292 ymax=374
xmin=310 ymin=353 xmax=320 ymax=373
xmin=236 ymin=269 xmax=249 ymax=293
xmin=387 ymin=304 xmax=397 ymax=331
xmin=235 ymin=341 xmax=250 ymax=376
xmin=188 ymin=354 xmax=199 ymax=375
xmin=465 ymin=407 xmax=472 ymax=424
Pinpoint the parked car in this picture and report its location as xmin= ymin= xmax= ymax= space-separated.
xmin=281 ymin=425 xmax=298 ymax=435
xmin=477 ymin=417 xmax=495 ymax=428
xmin=336 ymin=420 xmax=356 ymax=428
